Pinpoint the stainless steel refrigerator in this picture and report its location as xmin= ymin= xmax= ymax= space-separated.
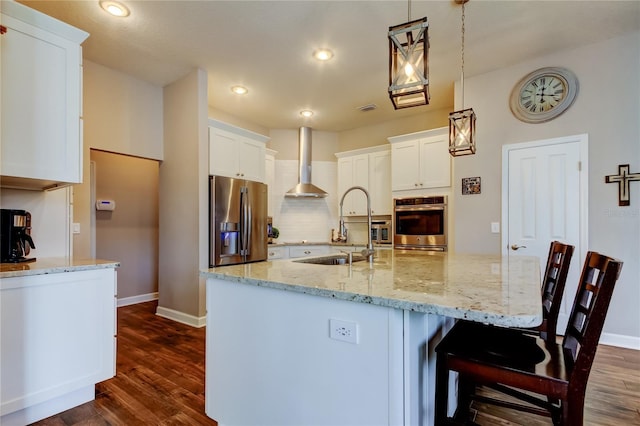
xmin=209 ymin=175 xmax=268 ymax=267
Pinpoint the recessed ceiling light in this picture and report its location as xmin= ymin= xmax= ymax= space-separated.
xmin=300 ymin=110 xmax=314 ymax=118
xmin=313 ymin=49 xmax=333 ymax=61
xmin=99 ymin=1 xmax=130 ymax=17
xmin=231 ymin=85 xmax=248 ymax=95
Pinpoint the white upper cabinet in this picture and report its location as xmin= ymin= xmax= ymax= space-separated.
xmin=336 ymin=145 xmax=392 ymax=216
xmin=388 ymin=127 xmax=450 ymax=191
xmin=337 ymin=154 xmax=369 ymax=216
xmin=208 ymin=119 xmax=269 ymax=183
xmin=368 ymin=149 xmax=392 ymax=215
xmin=0 ymin=1 xmax=89 ymax=190
xmin=265 ymin=149 xmax=277 ymax=217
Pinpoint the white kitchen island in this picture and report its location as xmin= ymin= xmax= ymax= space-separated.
xmin=201 ymin=249 xmax=541 ymax=426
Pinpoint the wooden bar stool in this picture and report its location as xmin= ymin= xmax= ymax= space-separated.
xmin=517 ymin=240 xmax=574 ymax=343
xmin=434 ymin=251 xmax=623 ymax=425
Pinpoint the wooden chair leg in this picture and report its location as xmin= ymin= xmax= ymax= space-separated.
xmin=454 ymin=375 xmax=474 ymax=422
xmin=434 ymin=355 xmax=450 ymax=424
xmin=561 ymin=392 xmax=586 ymax=426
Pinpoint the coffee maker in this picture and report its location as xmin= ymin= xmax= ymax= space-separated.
xmin=0 ymin=209 xmax=36 ymax=263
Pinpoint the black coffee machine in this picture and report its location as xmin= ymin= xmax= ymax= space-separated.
xmin=0 ymin=209 xmax=36 ymax=263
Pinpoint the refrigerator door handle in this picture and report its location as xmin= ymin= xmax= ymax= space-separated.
xmin=240 ymin=186 xmax=249 ymax=256
xmin=246 ymin=199 xmax=252 ymax=256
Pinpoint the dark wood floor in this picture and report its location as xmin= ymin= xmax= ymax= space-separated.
xmin=33 ymin=301 xmax=215 ymax=426
xmin=33 ymin=301 xmax=639 ymax=425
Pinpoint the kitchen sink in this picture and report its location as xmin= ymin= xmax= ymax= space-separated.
xmin=293 ymin=253 xmax=366 ymax=265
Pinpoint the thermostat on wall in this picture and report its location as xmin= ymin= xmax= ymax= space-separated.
xmin=95 ymin=199 xmax=116 ymax=211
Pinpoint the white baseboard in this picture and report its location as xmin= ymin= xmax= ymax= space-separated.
xmin=117 ymin=292 xmax=159 ymax=307
xmin=156 ymin=305 xmax=206 ymax=328
xmin=0 ymin=385 xmax=94 ymax=426
xmin=600 ymin=332 xmax=640 ymax=350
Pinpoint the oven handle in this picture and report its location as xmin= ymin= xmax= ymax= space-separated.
xmin=394 ymin=205 xmax=445 ymax=212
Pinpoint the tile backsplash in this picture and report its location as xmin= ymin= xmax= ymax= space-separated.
xmin=268 ymin=159 xmax=382 ymax=245
xmin=270 ymin=160 xmax=339 ymax=243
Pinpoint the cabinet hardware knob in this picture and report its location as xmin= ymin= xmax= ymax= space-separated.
xmin=304 ymin=250 xmax=311 ymax=254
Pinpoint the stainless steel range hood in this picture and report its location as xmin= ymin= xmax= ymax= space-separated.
xmin=285 ymin=127 xmax=328 ymax=198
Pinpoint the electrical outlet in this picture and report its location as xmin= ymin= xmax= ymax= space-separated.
xmin=329 ymin=318 xmax=359 ymax=344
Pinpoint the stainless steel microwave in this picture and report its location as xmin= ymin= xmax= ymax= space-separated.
xmin=371 ymin=220 xmax=392 ymax=244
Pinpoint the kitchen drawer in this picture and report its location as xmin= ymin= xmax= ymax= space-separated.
xmin=267 ymin=246 xmax=286 ymax=260
xmin=288 ymin=245 xmax=330 ymax=258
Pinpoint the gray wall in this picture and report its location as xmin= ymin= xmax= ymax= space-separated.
xmin=159 ymin=68 xmax=209 ymax=322
xmin=453 ymin=32 xmax=640 ymax=342
xmin=92 ymin=150 xmax=159 ymax=300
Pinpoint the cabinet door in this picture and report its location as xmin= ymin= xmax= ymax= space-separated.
xmin=337 ymin=157 xmax=355 ymax=215
xmin=1 ymin=269 xmax=116 ymax=416
xmin=369 ymin=150 xmax=391 ymax=215
xmin=419 ymin=135 xmax=451 ymax=188
xmin=288 ymin=245 xmax=330 ymax=258
xmin=351 ymin=155 xmax=369 ymax=215
xmin=265 ymin=154 xmax=275 ymax=216
xmin=337 ymin=155 xmax=368 ymax=216
xmin=239 ymin=137 xmax=266 ymax=182
xmin=209 ymin=127 xmax=240 ymax=178
xmin=1 ymin=13 xmax=85 ymax=184
xmin=391 ymin=141 xmax=421 ymax=191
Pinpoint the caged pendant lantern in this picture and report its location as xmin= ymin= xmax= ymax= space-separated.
xmin=449 ymin=0 xmax=476 ymax=156
xmin=388 ymin=0 xmax=429 ymax=109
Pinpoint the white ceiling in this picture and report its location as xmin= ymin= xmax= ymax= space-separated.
xmin=17 ymin=0 xmax=640 ymax=132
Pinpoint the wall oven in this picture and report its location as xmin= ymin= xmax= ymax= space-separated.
xmin=394 ymin=196 xmax=447 ymax=251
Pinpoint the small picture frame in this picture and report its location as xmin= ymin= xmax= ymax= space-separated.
xmin=462 ymin=177 xmax=481 ymax=195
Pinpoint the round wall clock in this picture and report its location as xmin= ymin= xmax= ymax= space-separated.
xmin=509 ymin=67 xmax=579 ymax=124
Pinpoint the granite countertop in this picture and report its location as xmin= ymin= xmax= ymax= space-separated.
xmin=201 ymin=250 xmax=542 ymax=328
xmin=269 ymin=241 xmax=392 ymax=248
xmin=0 ymin=258 xmax=120 ymax=278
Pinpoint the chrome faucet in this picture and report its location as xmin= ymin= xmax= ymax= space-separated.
xmin=339 ymin=186 xmax=375 ymax=265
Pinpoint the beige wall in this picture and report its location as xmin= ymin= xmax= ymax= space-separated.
xmin=269 ymin=129 xmax=339 ymax=161
xmin=453 ymin=32 xmax=640 ymax=340
xmin=266 ymin=108 xmax=450 ymax=162
xmin=159 ymin=68 xmax=209 ymax=320
xmin=338 ymin=107 xmax=451 ymax=152
xmin=208 ymin=106 xmax=269 ymax=137
xmin=92 ymin=150 xmax=159 ymax=300
xmin=75 ymin=60 xmax=163 ymax=259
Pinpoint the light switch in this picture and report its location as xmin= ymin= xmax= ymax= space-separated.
xmin=73 ymin=223 xmax=81 ymax=234
xmin=491 ymin=222 xmax=500 ymax=233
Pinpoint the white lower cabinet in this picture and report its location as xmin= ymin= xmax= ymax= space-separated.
xmin=0 ymin=268 xmax=117 ymax=425
xmin=287 ymin=245 xmax=331 ymax=258
xmin=267 ymin=246 xmax=286 ymax=260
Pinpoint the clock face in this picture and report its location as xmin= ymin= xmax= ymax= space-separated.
xmin=510 ymin=67 xmax=578 ymax=123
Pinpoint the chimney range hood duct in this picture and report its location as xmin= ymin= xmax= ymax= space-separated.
xmin=285 ymin=127 xmax=328 ymax=198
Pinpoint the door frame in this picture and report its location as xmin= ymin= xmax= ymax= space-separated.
xmin=500 ymin=133 xmax=589 ymax=259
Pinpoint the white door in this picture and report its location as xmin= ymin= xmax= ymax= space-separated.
xmin=502 ymin=134 xmax=588 ymax=333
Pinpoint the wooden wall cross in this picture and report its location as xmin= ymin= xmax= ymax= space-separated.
xmin=605 ymin=164 xmax=640 ymax=206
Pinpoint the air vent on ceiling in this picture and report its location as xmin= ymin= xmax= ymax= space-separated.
xmin=357 ymin=103 xmax=377 ymax=112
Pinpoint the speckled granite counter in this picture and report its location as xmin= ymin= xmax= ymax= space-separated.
xmin=201 ymin=249 xmax=542 ymax=327
xmin=0 ymin=258 xmax=120 ymax=279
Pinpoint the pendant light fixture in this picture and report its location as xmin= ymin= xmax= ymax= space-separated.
xmin=448 ymin=0 xmax=476 ymax=157
xmin=388 ymin=0 xmax=429 ymax=109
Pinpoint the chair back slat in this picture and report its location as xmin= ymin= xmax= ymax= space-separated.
xmin=539 ymin=241 xmax=574 ymax=342
xmin=563 ymin=251 xmax=623 ymax=383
